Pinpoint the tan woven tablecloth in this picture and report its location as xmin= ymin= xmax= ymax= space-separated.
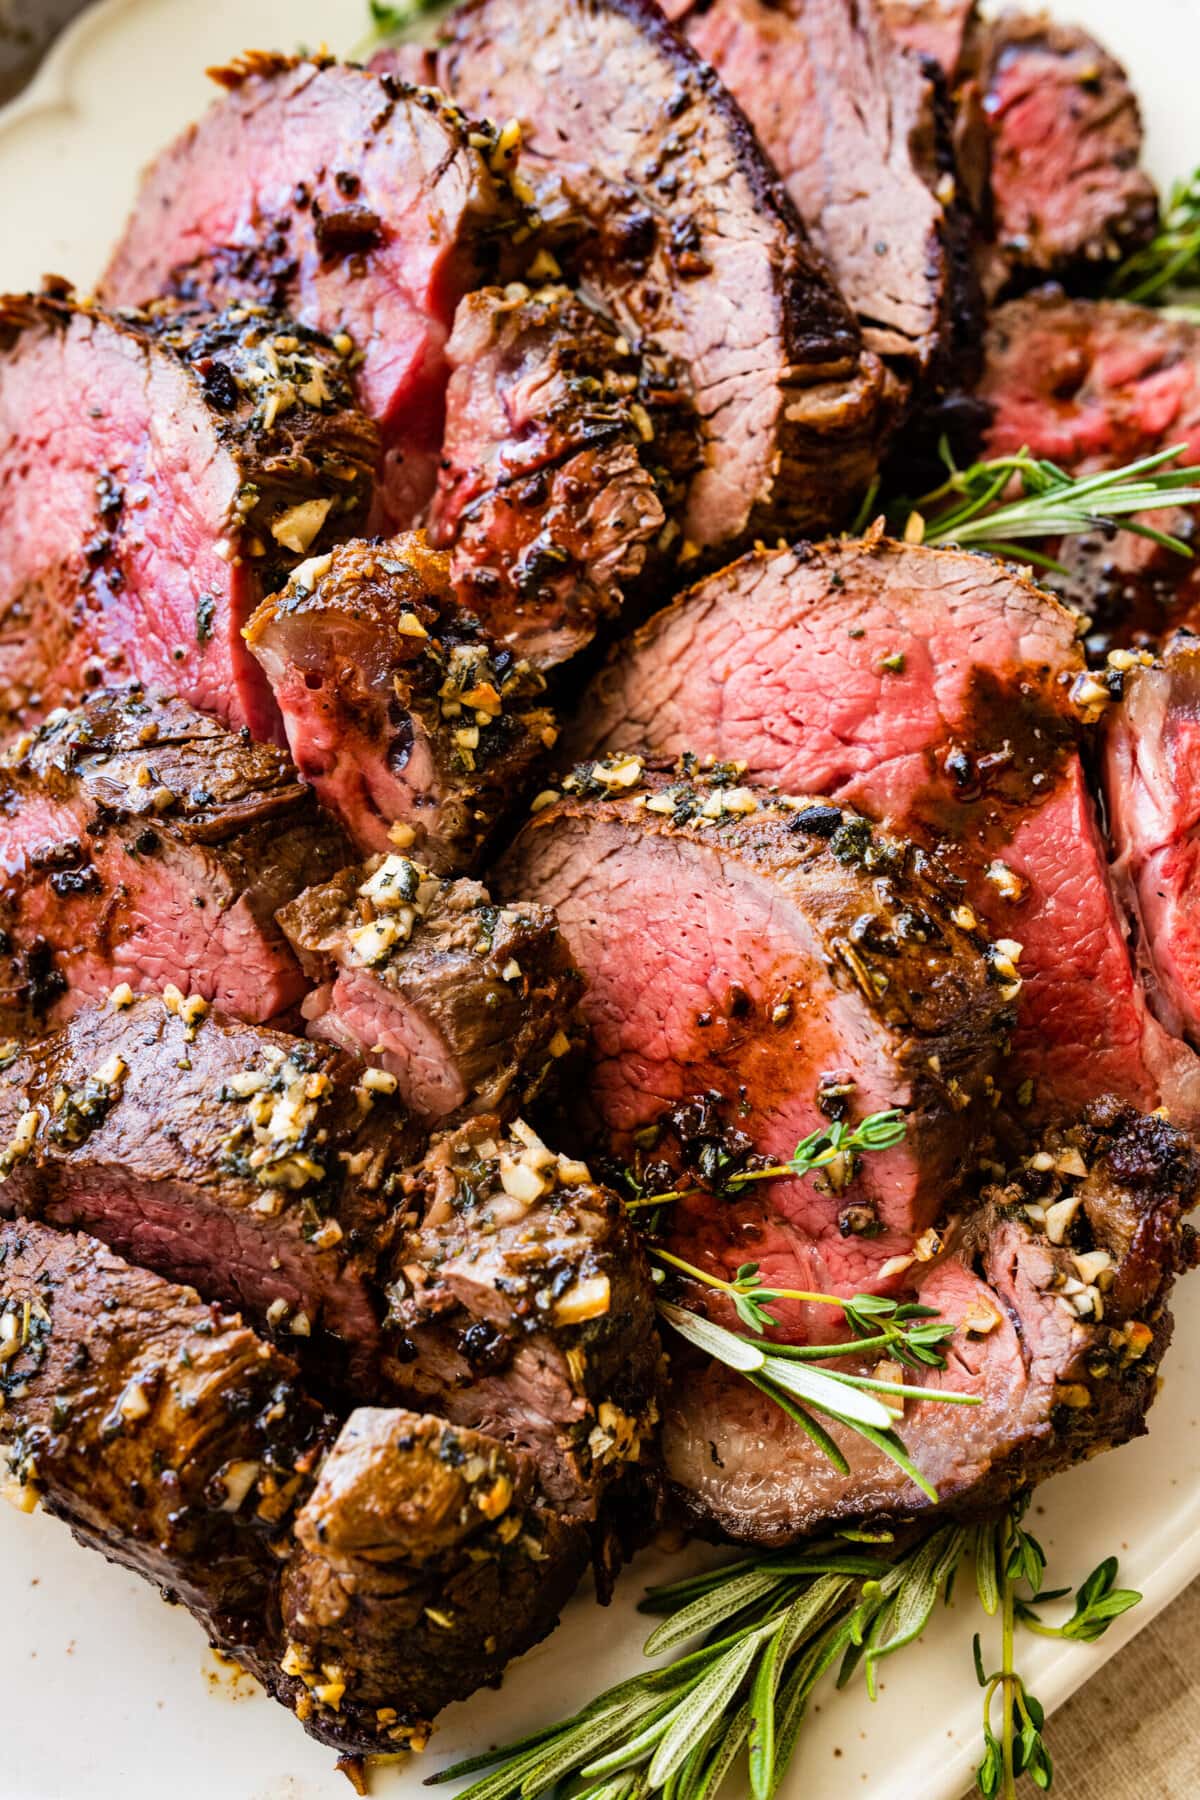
xmin=960 ymin=1578 xmax=1200 ymax=1795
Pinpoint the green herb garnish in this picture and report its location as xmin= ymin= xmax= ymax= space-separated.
xmin=1109 ymin=165 xmax=1200 ymax=304
xmin=623 ymin=1108 xmax=907 ymax=1212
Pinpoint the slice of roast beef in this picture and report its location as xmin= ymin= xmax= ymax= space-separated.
xmin=278 ymin=856 xmax=583 ymax=1124
xmin=0 ymin=1221 xmax=587 ymax=1755
xmin=663 ymin=1097 xmax=1199 ymax=1541
xmin=661 ymin=0 xmax=976 ymax=412
xmin=429 ymin=282 xmax=683 ymax=665
xmin=418 ymin=0 xmax=885 ymax=554
xmin=0 ymin=688 xmax=347 ymax=1029
xmin=880 ymin=0 xmax=975 ymax=75
xmin=980 ymin=293 xmax=1200 ymax=647
xmin=102 ymin=55 xmax=527 ymax=526
xmin=497 ymin=758 xmax=1011 ymax=1332
xmin=0 ymin=998 xmax=424 ymax=1387
xmin=245 ymin=534 xmax=557 ymax=869
xmin=0 ymin=293 xmax=376 ymax=737
xmin=382 ymin=1115 xmax=660 ymax=1518
xmin=1104 ymin=634 xmax=1200 ymax=1050
xmin=572 ymin=538 xmax=1200 ymax=1121
xmin=280 ymin=1407 xmax=588 ymax=1751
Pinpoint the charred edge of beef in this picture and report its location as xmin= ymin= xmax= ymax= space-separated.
xmin=0 ymin=291 xmax=377 ymax=739
xmin=245 ymin=533 xmax=558 ymax=869
xmin=278 ymin=854 xmax=585 ymax=1125
xmin=0 ymin=997 xmax=425 ymax=1390
xmin=382 ymin=1114 xmax=661 ymax=1521
xmin=0 ymin=686 xmax=349 ymax=1029
xmin=426 ymin=0 xmax=886 ymax=551
xmin=430 ymin=282 xmax=689 ymax=666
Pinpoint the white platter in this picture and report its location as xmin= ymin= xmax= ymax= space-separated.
xmin=1 ymin=2 xmax=1199 ymax=1796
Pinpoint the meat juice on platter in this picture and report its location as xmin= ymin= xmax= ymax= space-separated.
xmin=1 ymin=0 xmax=1199 ymax=1793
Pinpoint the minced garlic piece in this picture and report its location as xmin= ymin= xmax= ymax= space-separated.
xmin=109 ymin=982 xmax=135 ymax=1009
xmin=554 ymin=1275 xmax=611 ymax=1325
xmin=271 ymin=498 xmax=332 ymax=555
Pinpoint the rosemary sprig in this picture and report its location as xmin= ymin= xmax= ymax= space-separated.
xmin=900 ymin=443 xmax=1200 ymax=569
xmin=1109 ymin=165 xmax=1200 ymax=304
xmin=623 ymin=1109 xmax=907 ymax=1212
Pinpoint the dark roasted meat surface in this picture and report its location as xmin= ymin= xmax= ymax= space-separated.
xmin=572 ymin=538 xmax=1200 ymax=1121
xmin=0 ymin=1220 xmax=588 ymax=1753
xmin=663 ymin=1098 xmax=1199 ymax=1540
xmin=417 ymin=0 xmax=886 ymax=555
xmin=429 ymin=282 xmax=681 ymax=667
xmin=245 ymin=533 xmax=557 ymax=870
xmin=102 ymin=56 xmax=525 ymax=526
xmin=384 ymin=1115 xmax=660 ymax=1518
xmin=0 ymin=688 xmax=348 ymax=1029
xmin=498 ymin=759 xmax=1011 ymax=1330
xmin=662 ymin=0 xmax=977 ymax=414
xmin=0 ymin=293 xmax=376 ymax=739
xmin=279 ymin=856 xmax=583 ymax=1124
xmin=0 ymin=998 xmax=425 ymax=1386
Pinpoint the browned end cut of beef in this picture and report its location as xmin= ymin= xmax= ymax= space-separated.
xmin=423 ymin=0 xmax=885 ymax=553
xmin=430 ymin=283 xmax=686 ymax=666
xmin=980 ymin=294 xmax=1200 ymax=647
xmin=0 ymin=998 xmax=425 ymax=1387
xmin=662 ymin=0 xmax=977 ymax=411
xmin=498 ymin=759 xmax=1011 ymax=1337
xmin=975 ymin=11 xmax=1158 ymax=297
xmin=572 ymin=538 xmax=1200 ymax=1123
xmin=280 ymin=1407 xmax=588 ymax=1749
xmin=245 ymin=533 xmax=557 ymax=870
xmin=664 ymin=1098 xmax=1200 ymax=1541
xmin=102 ymin=56 xmax=525 ymax=526
xmin=278 ymin=856 xmax=584 ymax=1124
xmin=1104 ymin=635 xmax=1200 ymax=1052
xmin=383 ymin=1115 xmax=660 ymax=1518
xmin=0 ymin=1220 xmax=333 ymax=1670
xmin=0 ymin=688 xmax=347 ymax=1029
xmin=0 ymin=293 xmax=376 ymax=739
xmin=0 ymin=1221 xmax=588 ymax=1754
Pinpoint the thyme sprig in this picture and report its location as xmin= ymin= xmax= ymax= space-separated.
xmin=623 ymin=1109 xmax=907 ymax=1212
xmin=897 ymin=442 xmax=1200 ymax=570
xmin=354 ymin=0 xmax=447 ymax=56
xmin=1109 ymin=164 xmax=1200 ymax=304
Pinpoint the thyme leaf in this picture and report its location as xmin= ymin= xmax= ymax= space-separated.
xmin=1109 ymin=164 xmax=1200 ymax=304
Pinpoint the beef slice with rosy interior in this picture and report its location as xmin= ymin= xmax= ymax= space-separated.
xmin=278 ymin=855 xmax=583 ymax=1124
xmin=0 ymin=293 xmax=377 ymax=738
xmin=572 ymin=537 xmax=1200 ymax=1121
xmin=102 ymin=55 xmax=527 ymax=526
xmin=245 ymin=533 xmax=557 ymax=871
xmin=664 ymin=1097 xmax=1198 ymax=1542
xmin=497 ymin=759 xmax=1012 ymax=1334
xmin=428 ymin=282 xmax=683 ymax=667
xmin=0 ymin=688 xmax=348 ymax=1029
xmin=661 ymin=0 xmax=978 ymax=413
xmin=979 ymin=294 xmax=1200 ymax=647
xmin=1104 ymin=633 xmax=1200 ymax=1049
xmin=416 ymin=0 xmax=886 ymax=554
xmin=382 ymin=1115 xmax=660 ymax=1518
xmin=0 ymin=997 xmax=425 ymax=1388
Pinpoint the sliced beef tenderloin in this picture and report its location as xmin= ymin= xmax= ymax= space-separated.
xmin=103 ymin=55 xmax=526 ymax=526
xmin=880 ymin=0 xmax=975 ymax=76
xmin=245 ymin=533 xmax=557 ymax=870
xmin=278 ymin=856 xmax=583 ymax=1124
xmin=0 ymin=1221 xmax=587 ymax=1755
xmin=1104 ymin=635 xmax=1200 ymax=1050
xmin=280 ymin=1408 xmax=588 ymax=1752
xmin=429 ymin=282 xmax=683 ymax=666
xmin=417 ymin=0 xmax=885 ymax=555
xmin=0 ymin=688 xmax=347 ymax=1030
xmin=0 ymin=998 xmax=425 ymax=1388
xmin=661 ymin=0 xmax=976 ymax=413
xmin=0 ymin=293 xmax=376 ymax=738
xmin=0 ymin=1219 xmax=334 ymax=1679
xmin=382 ymin=1115 xmax=660 ymax=1519
xmin=980 ymin=294 xmax=1200 ymax=647
xmin=664 ymin=1097 xmax=1199 ymax=1542
xmin=497 ymin=758 xmax=1012 ymax=1334
xmin=572 ymin=538 xmax=1200 ymax=1121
